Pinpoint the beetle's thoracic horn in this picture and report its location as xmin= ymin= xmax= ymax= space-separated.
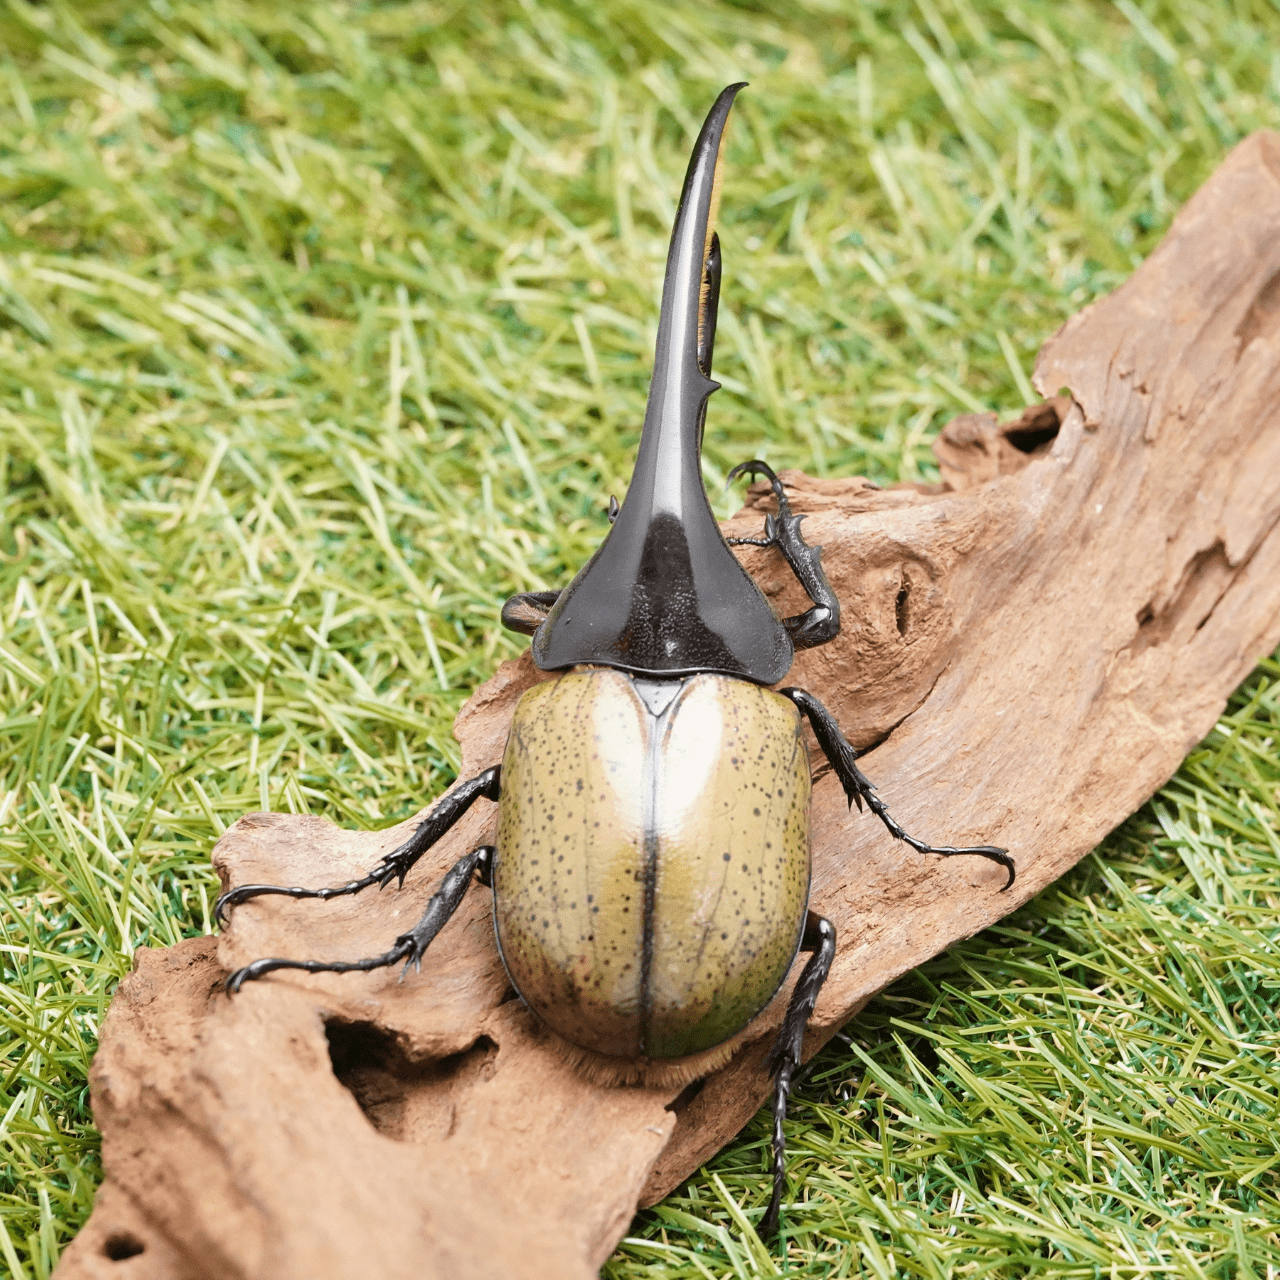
xmin=531 ymin=83 xmax=793 ymax=684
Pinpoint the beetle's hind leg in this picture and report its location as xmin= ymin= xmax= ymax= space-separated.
xmin=214 ymin=766 xmax=501 ymax=922
xmin=726 ymin=460 xmax=840 ymax=650
xmin=761 ymin=911 xmax=836 ymax=1239
xmin=780 ymin=687 xmax=1016 ymax=889
xmin=225 ymin=846 xmax=494 ymax=994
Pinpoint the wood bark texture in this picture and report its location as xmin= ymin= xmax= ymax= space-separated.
xmin=56 ymin=133 xmax=1280 ymax=1280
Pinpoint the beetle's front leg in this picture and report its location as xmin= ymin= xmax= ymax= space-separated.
xmin=500 ymin=590 xmax=561 ymax=636
xmin=726 ymin=460 xmax=840 ymax=650
xmin=761 ymin=911 xmax=836 ymax=1239
xmin=779 ymin=687 xmax=1015 ymax=889
xmin=215 ymin=766 xmax=502 ymax=922
xmin=225 ymin=846 xmax=495 ymax=993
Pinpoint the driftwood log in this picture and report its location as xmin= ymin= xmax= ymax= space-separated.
xmin=56 ymin=133 xmax=1280 ymax=1280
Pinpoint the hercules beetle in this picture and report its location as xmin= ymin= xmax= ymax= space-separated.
xmin=218 ymin=84 xmax=1014 ymax=1238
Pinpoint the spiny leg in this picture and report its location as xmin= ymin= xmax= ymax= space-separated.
xmin=761 ymin=912 xmax=836 ymax=1240
xmin=225 ymin=846 xmax=494 ymax=994
xmin=726 ymin=460 xmax=840 ymax=650
xmin=215 ymin=765 xmax=501 ymax=922
xmin=779 ymin=687 xmax=1015 ymax=889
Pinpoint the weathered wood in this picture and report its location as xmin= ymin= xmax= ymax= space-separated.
xmin=56 ymin=132 xmax=1280 ymax=1280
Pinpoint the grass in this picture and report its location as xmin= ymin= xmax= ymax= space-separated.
xmin=0 ymin=0 xmax=1279 ymax=1275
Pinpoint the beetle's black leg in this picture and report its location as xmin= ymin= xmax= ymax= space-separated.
xmin=214 ymin=766 xmax=502 ymax=922
xmin=779 ymin=687 xmax=1015 ymax=889
xmin=500 ymin=590 xmax=562 ymax=636
xmin=225 ymin=845 xmax=495 ymax=993
xmin=761 ymin=911 xmax=836 ymax=1239
xmin=726 ymin=460 xmax=840 ymax=650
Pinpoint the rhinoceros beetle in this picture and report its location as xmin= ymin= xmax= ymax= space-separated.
xmin=218 ymin=84 xmax=1014 ymax=1239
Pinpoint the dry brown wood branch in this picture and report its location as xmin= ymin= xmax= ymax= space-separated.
xmin=57 ymin=133 xmax=1280 ymax=1280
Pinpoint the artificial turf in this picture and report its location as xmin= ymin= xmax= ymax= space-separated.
xmin=1 ymin=0 xmax=1279 ymax=1275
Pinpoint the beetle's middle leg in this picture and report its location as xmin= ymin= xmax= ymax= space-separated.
xmin=780 ymin=687 xmax=1015 ymax=889
xmin=726 ymin=460 xmax=840 ymax=650
xmin=215 ymin=765 xmax=501 ymax=922
xmin=225 ymin=845 xmax=495 ymax=993
xmin=761 ymin=911 xmax=836 ymax=1239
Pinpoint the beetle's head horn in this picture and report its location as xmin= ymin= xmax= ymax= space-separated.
xmin=530 ymin=83 xmax=793 ymax=685
xmin=640 ymin=81 xmax=741 ymax=445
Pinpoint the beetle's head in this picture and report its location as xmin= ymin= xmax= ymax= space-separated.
xmin=530 ymin=84 xmax=793 ymax=685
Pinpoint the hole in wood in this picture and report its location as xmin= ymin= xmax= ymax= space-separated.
xmin=1003 ymin=401 xmax=1063 ymax=454
xmin=894 ymin=574 xmax=911 ymax=636
xmin=103 ymin=1232 xmax=145 ymax=1261
xmin=327 ymin=1020 xmax=409 ymax=1137
xmin=326 ymin=1019 xmax=499 ymax=1142
xmin=1005 ymin=422 xmax=1060 ymax=454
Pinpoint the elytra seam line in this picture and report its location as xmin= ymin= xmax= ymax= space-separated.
xmin=638 ymin=680 xmax=683 ymax=1053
